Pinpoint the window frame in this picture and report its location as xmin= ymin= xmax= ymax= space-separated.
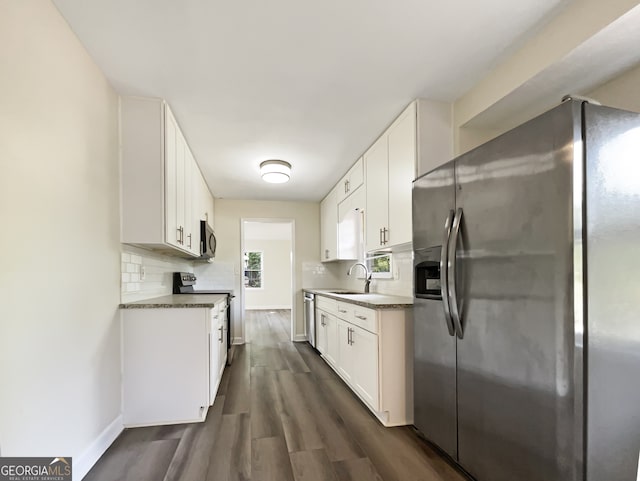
xmin=366 ymin=253 xmax=393 ymax=279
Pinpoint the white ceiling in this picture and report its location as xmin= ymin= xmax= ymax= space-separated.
xmin=52 ymin=0 xmax=569 ymax=201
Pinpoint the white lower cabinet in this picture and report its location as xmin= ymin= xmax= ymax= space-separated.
xmin=351 ymin=326 xmax=380 ymax=410
xmin=317 ymin=309 xmax=338 ymax=366
xmin=209 ymin=300 xmax=227 ymax=405
xmin=209 ymin=307 xmax=221 ymax=404
xmin=316 ymin=296 xmax=412 ymax=426
xmin=336 ymin=319 xmax=356 ymax=385
xmin=121 ymin=299 xmax=227 ymax=427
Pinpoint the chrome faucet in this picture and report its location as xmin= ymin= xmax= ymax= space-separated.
xmin=347 ymin=262 xmax=372 ymax=293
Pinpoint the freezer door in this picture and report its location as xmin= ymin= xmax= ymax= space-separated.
xmin=454 ymin=101 xmax=581 ymax=481
xmin=584 ymin=104 xmax=640 ymax=481
xmin=412 ymin=161 xmax=458 ymax=459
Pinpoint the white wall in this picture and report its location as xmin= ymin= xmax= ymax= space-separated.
xmin=245 ymin=239 xmax=292 ymax=309
xmin=213 ymin=199 xmax=332 ymax=342
xmin=0 ymin=0 xmax=121 ymax=476
xmin=587 ymin=62 xmax=640 ymax=112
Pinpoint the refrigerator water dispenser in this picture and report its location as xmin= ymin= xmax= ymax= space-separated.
xmin=415 ymin=246 xmax=442 ymax=299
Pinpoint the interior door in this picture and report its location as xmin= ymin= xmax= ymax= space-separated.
xmin=412 ymin=161 xmax=457 ymax=459
xmin=453 ymin=101 xmax=580 ymax=481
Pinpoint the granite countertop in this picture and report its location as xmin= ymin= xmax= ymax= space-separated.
xmin=119 ymin=294 xmax=227 ymax=309
xmin=304 ymin=288 xmax=413 ymax=310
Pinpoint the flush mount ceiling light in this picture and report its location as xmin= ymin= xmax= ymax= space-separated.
xmin=260 ymin=160 xmax=291 ymax=184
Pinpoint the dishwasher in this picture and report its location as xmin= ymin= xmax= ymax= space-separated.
xmin=303 ymin=291 xmax=316 ymax=348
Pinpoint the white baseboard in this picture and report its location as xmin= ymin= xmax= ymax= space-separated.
xmin=232 ymin=337 xmax=245 ymax=345
xmin=245 ymin=306 xmax=292 ymax=310
xmin=75 ymin=414 xmax=123 ymax=480
xmin=294 ymin=334 xmax=308 ymax=342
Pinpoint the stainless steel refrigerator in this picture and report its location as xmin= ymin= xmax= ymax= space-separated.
xmin=412 ymin=98 xmax=640 ymax=481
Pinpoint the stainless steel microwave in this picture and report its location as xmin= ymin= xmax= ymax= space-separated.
xmin=200 ymin=221 xmax=216 ymax=259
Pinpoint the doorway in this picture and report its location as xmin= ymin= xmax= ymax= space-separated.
xmin=240 ymin=219 xmax=295 ymax=341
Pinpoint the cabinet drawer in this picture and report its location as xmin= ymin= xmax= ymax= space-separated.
xmin=350 ymin=306 xmax=378 ymax=334
xmin=317 ymin=295 xmax=338 ymax=315
xmin=336 ymin=301 xmax=353 ymax=320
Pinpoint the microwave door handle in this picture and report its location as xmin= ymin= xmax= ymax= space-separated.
xmin=440 ymin=210 xmax=456 ymax=337
xmin=448 ymin=208 xmax=464 ymax=339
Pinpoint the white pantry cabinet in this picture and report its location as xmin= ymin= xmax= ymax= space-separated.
xmin=315 ymin=295 xmax=412 ymax=426
xmin=120 ymin=96 xmax=214 ymax=257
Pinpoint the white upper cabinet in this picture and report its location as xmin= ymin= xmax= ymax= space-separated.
xmin=338 ymin=183 xmax=365 ymax=260
xmin=364 ymin=133 xmax=391 ymax=252
xmin=364 ymin=99 xmax=453 ymax=252
xmin=121 ymin=97 xmax=214 ymax=258
xmin=386 ymin=102 xmax=417 ymax=249
xmin=194 ymin=167 xmax=215 ymax=228
xmin=319 ymin=98 xmax=452 ymax=260
xmin=365 ymin=102 xmax=416 ymax=252
xmin=320 ymin=185 xmax=339 ymax=262
xmin=165 ymin=107 xmax=196 ymax=254
xmin=336 ymin=157 xmax=364 ymax=204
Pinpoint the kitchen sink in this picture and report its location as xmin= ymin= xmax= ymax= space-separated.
xmin=328 ymin=290 xmax=365 ymax=295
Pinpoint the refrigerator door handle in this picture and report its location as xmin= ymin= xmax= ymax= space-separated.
xmin=448 ymin=208 xmax=464 ymax=339
xmin=440 ymin=210 xmax=456 ymax=337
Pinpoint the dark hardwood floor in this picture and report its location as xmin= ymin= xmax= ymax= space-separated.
xmin=84 ymin=309 xmax=467 ymax=481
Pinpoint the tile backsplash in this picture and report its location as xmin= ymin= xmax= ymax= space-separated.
xmin=120 ymin=245 xmax=413 ymax=303
xmin=324 ymin=250 xmax=413 ymax=297
xmin=193 ymin=261 xmax=235 ymax=290
xmin=121 ymin=245 xmax=192 ymax=303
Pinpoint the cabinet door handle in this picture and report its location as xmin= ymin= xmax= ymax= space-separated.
xmin=383 ymin=227 xmax=389 ymax=245
xmin=187 ymin=233 xmax=192 ymax=248
xmin=181 ymin=226 xmax=185 ymax=244
xmin=218 ymin=326 xmax=223 ymax=342
xmin=355 ymin=315 xmax=367 ymax=320
xmin=379 ymin=228 xmax=383 ymax=246
xmin=177 ymin=227 xmax=182 ymax=244
xmin=338 ymin=308 xmax=347 ymax=313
